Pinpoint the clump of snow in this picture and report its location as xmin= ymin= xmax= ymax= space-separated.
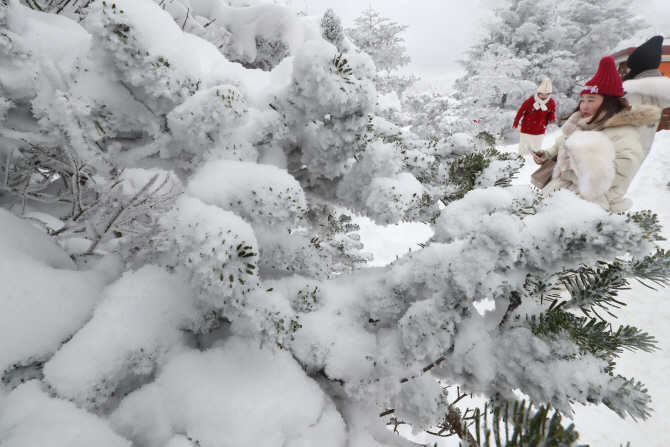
xmin=0 ymin=381 xmax=132 ymax=447
xmin=0 ymin=209 xmax=111 ymax=374
xmin=377 ymin=91 xmax=401 ymax=112
xmin=338 ymin=140 xmax=431 ymax=224
xmin=42 ymin=266 xmax=200 ymax=411
xmin=157 ymin=196 xmax=260 ymax=307
xmin=85 ymin=0 xmax=205 ymax=103
xmin=110 ymin=337 xmax=347 ymax=447
xmin=166 ymin=85 xmax=252 ymax=162
xmin=188 ymin=159 xmax=306 ymax=228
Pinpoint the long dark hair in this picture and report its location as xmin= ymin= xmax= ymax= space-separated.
xmin=562 ymin=95 xmax=631 ymax=125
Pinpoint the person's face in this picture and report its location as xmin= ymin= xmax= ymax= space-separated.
xmin=580 ymin=94 xmax=604 ymax=117
xmin=538 ymin=93 xmax=550 ymax=100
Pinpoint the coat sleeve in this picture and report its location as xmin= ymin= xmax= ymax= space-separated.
xmin=561 ymin=168 xmax=578 ymax=184
xmin=546 ymin=99 xmax=556 ymax=124
xmin=513 ymin=99 xmax=528 ymax=127
xmin=543 ymin=134 xmax=564 ymax=158
xmin=609 ymin=131 xmax=643 ymax=188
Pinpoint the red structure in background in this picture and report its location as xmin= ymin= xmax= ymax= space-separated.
xmin=612 ymin=40 xmax=670 ymax=131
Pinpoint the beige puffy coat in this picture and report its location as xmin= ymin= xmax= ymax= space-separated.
xmin=622 ymin=69 xmax=670 ymax=159
xmin=541 ymin=104 xmax=661 ymax=211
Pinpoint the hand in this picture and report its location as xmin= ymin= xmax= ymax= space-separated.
xmin=512 ymin=123 xmax=518 ymax=129
xmin=532 ymin=150 xmax=545 ymax=164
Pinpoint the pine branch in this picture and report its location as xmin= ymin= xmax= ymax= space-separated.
xmin=628 ymin=249 xmax=670 ymax=288
xmin=601 ymin=376 xmax=652 ymax=421
xmin=527 ymin=308 xmax=657 ymax=359
xmin=499 ymin=291 xmax=522 ymax=329
xmin=560 ymin=250 xmax=670 ymax=318
xmin=626 ymin=210 xmax=665 ymax=241
xmin=444 ymin=149 xmax=521 ymax=203
xmin=468 ymin=400 xmax=585 ymax=447
xmin=560 ymin=262 xmax=629 ymax=318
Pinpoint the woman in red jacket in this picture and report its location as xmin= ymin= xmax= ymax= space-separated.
xmin=513 ymin=78 xmax=556 ymax=155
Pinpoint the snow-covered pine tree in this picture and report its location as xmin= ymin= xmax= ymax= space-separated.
xmin=450 ymin=0 xmax=644 ymax=138
xmin=321 ymin=8 xmax=345 ymax=51
xmin=0 ymin=1 xmax=668 ymax=446
xmin=346 ymin=6 xmax=418 ymax=97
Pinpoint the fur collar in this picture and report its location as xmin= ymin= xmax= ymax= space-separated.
xmin=561 ymin=111 xmax=602 ymax=137
xmin=623 ymin=75 xmax=670 ymax=102
xmin=602 ymin=104 xmax=662 ymax=128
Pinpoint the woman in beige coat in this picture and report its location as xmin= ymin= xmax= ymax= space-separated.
xmin=533 ymin=56 xmax=661 ymax=212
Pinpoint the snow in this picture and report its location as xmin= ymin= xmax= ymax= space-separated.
xmin=42 ymin=266 xmax=199 ymax=411
xmin=0 ymin=381 xmax=131 ymax=447
xmin=9 ymin=4 xmax=91 ymax=83
xmin=0 ymin=209 xmax=113 ymax=374
xmin=188 ymin=159 xmax=307 ymax=228
xmin=377 ymin=91 xmax=401 ymax=112
xmin=110 ymin=336 xmax=347 ymax=447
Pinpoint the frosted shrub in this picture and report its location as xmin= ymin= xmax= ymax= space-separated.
xmin=87 ymin=1 xmax=202 ymax=112
xmin=157 ymin=196 xmax=260 ymax=307
xmin=187 ymin=159 xmax=306 ymax=229
xmin=277 ymin=41 xmax=376 ymax=180
xmin=321 ymin=8 xmax=344 ymax=50
xmin=166 ymin=85 xmax=251 ymax=162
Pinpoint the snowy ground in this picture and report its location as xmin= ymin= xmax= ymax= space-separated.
xmin=355 ymin=129 xmax=670 ymax=446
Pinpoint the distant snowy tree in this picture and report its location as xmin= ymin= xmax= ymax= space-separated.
xmin=321 ymin=8 xmax=345 ymax=50
xmin=450 ymin=0 xmax=645 ymax=137
xmin=0 ymin=1 xmax=667 ymax=447
xmin=346 ymin=6 xmax=418 ymax=96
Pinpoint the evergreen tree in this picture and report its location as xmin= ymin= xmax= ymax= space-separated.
xmin=321 ymin=8 xmax=345 ymax=50
xmin=346 ymin=7 xmax=418 ymax=96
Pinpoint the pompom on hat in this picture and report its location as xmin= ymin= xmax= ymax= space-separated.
xmin=537 ymin=78 xmax=552 ymax=94
xmin=581 ymin=56 xmax=624 ymax=97
xmin=626 ymin=35 xmax=664 ymax=80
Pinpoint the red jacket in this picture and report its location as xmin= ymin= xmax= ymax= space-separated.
xmin=513 ymin=97 xmax=556 ymax=135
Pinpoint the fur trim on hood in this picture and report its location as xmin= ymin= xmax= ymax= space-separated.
xmin=603 ymin=104 xmax=662 ymax=128
xmin=623 ymin=76 xmax=670 ymax=103
xmin=556 ymin=131 xmax=616 ymax=200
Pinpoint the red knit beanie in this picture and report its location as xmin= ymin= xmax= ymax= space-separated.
xmin=581 ymin=56 xmax=624 ymax=97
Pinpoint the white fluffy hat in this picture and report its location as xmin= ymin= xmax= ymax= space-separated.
xmin=537 ymin=78 xmax=552 ymax=94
